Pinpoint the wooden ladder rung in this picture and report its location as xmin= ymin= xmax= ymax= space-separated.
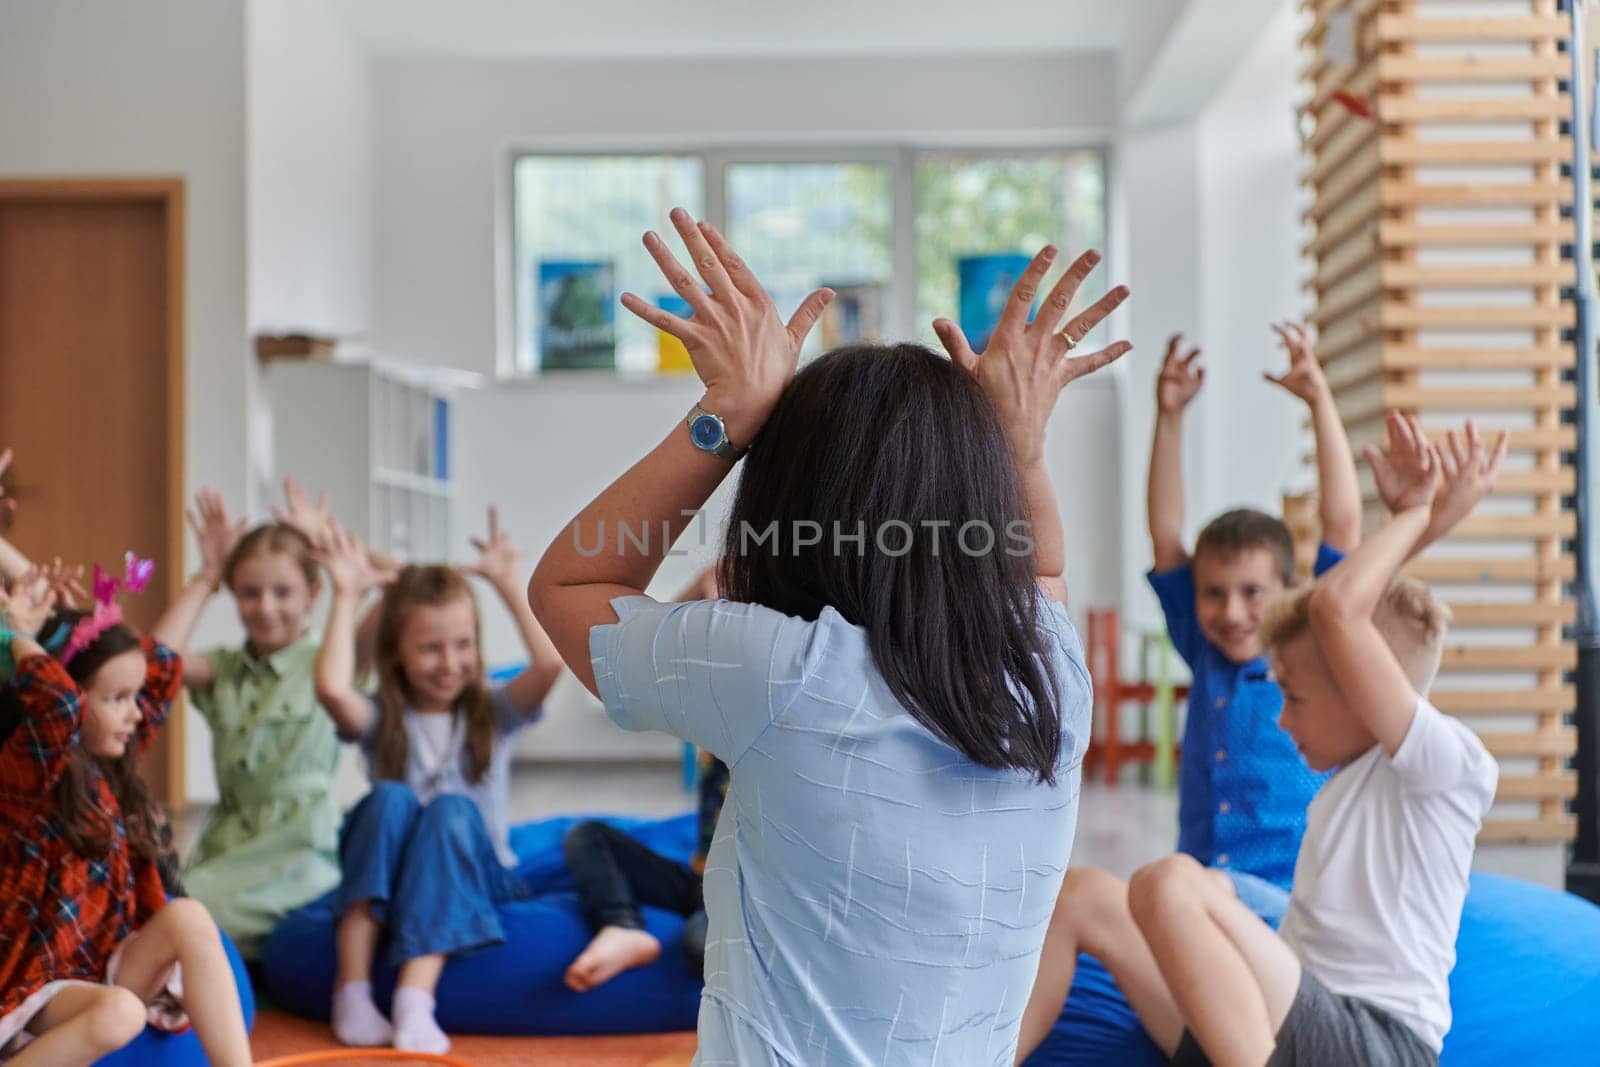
xmin=1379 ymin=178 xmax=1573 ymax=209
xmin=1379 ymin=221 xmax=1572 ymax=247
xmin=1380 ymin=138 xmax=1573 ymax=166
xmin=1404 ymin=556 xmax=1575 ymax=583
xmin=1377 ymin=54 xmax=1571 ymax=82
xmin=1439 ymin=644 xmax=1578 ymax=671
xmin=1380 ymin=263 xmax=1573 ymax=289
xmin=1445 ymin=600 xmax=1575 ymax=626
xmin=1378 ymin=383 xmax=1576 ymax=409
xmin=1383 ymin=345 xmax=1572 ymax=370
xmin=1431 ymin=685 xmax=1574 ymax=714
xmin=1376 ymin=15 xmax=1568 ymax=44
xmin=1476 ymin=727 xmax=1575 ymax=758
xmin=1380 ymin=303 xmax=1575 ymax=330
xmin=1381 ymin=97 xmax=1571 ymax=124
xmin=1496 ymin=772 xmax=1578 ymax=800
xmin=1479 ymin=818 xmax=1576 ymax=844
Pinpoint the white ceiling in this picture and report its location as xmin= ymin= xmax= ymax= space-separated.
xmin=327 ymin=0 xmax=1160 ymax=60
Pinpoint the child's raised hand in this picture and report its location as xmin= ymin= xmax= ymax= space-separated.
xmin=1155 ymin=334 xmax=1203 ymax=414
xmin=1365 ymin=411 xmax=1441 ymax=514
xmin=0 ymin=567 xmax=57 ymax=637
xmin=272 ymin=476 xmax=334 ymax=544
xmin=933 ymin=247 xmax=1131 ymax=465
xmin=186 ymin=488 xmax=246 ymax=590
xmin=1263 ymin=322 xmax=1329 ymax=404
xmin=311 ymin=520 xmax=388 ymax=598
xmin=462 ymin=506 xmax=524 ymax=590
xmin=40 ymin=557 xmax=88 ymax=610
xmin=0 ymin=447 xmax=13 ymax=525
xmin=619 ymin=208 xmax=833 ymax=446
xmin=1430 ymin=419 xmax=1509 ymax=537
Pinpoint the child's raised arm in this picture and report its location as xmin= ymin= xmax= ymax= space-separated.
xmin=0 ymin=447 xmax=34 ymax=582
xmin=1309 ymin=413 xmax=1495 ymax=756
xmin=310 ymin=521 xmax=384 ymax=739
xmin=1148 ymin=335 xmax=1201 ymax=572
xmin=153 ymin=489 xmax=245 ymax=692
xmin=272 ymin=476 xmax=391 ymax=678
xmin=0 ymin=573 xmax=69 ymax=826
xmin=933 ymin=247 xmax=1131 ymax=608
xmin=463 ymin=506 xmax=562 ymax=716
xmin=1265 ymin=322 xmax=1361 ymax=553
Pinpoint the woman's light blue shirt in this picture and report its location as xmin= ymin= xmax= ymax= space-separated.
xmin=590 ymin=595 xmax=1091 ymax=1066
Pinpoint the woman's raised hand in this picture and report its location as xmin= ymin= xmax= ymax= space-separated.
xmin=933 ymin=247 xmax=1130 ymax=465
xmin=619 ymin=208 xmax=833 ymax=446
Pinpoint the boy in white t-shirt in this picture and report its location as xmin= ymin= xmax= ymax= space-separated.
xmin=1013 ymin=412 xmax=1504 ymax=1066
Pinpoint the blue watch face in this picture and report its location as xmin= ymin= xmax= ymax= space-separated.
xmin=690 ymin=413 xmax=726 ymax=451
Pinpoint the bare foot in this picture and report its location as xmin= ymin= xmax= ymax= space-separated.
xmin=564 ymin=925 xmax=662 ymax=992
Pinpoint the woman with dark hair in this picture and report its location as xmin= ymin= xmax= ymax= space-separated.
xmin=529 ymin=208 xmax=1128 ymax=1065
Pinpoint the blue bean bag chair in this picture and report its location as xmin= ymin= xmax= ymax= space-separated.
xmin=95 ymin=924 xmax=254 ymax=1067
xmin=1024 ymin=872 xmax=1600 ymax=1065
xmin=262 ymin=813 xmax=703 ymax=1036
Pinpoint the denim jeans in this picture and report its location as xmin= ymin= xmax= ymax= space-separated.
xmin=562 ymin=820 xmax=707 ymax=978
xmin=333 ymin=781 xmax=528 ymax=966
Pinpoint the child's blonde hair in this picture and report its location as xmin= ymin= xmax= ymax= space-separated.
xmin=1261 ymin=576 xmax=1450 ymax=691
xmin=372 ymin=565 xmax=495 ymax=783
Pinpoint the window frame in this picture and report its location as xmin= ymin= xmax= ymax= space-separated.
xmin=500 ymin=140 xmax=1109 ymax=378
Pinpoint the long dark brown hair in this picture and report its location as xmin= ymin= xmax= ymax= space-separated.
xmin=0 ymin=610 xmax=162 ymax=861
xmin=718 ymin=343 xmax=1068 ymax=784
xmin=372 ymin=565 xmax=495 ymax=784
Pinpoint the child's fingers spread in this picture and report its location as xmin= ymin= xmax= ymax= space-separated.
xmin=1488 ymin=430 xmax=1510 ymax=474
xmin=1164 ymin=333 xmax=1184 ymax=364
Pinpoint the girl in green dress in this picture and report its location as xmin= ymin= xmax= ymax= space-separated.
xmin=154 ymin=481 xmax=387 ymax=961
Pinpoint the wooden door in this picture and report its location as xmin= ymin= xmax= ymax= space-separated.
xmin=0 ymin=179 xmax=185 ymax=807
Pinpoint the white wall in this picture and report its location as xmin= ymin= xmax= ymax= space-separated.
xmin=0 ymin=0 xmax=251 ymax=805
xmin=247 ymin=0 xmax=373 ymax=339
xmin=1115 ymin=121 xmax=1205 ymax=631
xmin=1195 ymin=3 xmax=1310 ymax=518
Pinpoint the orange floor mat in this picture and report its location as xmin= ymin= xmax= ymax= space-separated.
xmin=250 ymin=1009 xmax=697 ymax=1066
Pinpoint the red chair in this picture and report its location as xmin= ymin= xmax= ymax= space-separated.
xmin=1082 ymin=607 xmax=1187 ymax=785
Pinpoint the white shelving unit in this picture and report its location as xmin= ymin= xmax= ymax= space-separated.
xmin=264 ymin=354 xmax=481 ymax=562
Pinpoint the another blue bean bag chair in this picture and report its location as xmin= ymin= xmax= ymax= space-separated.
xmin=262 ymin=813 xmax=703 ymax=1036
xmin=1025 ymin=872 xmax=1600 ymax=1065
xmin=95 ymin=923 xmax=254 ymax=1067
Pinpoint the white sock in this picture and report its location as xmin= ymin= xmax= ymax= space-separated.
xmin=331 ymin=980 xmax=393 ymax=1047
xmin=392 ymin=986 xmax=450 ymax=1054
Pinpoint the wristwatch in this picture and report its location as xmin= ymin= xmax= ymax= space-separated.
xmin=685 ymin=402 xmax=747 ymax=461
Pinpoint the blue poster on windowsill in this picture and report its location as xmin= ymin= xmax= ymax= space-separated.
xmin=958 ymin=253 xmax=1033 ymax=353
xmin=538 ymin=260 xmax=615 ymax=370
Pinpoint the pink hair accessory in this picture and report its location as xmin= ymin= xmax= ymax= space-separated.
xmin=61 ymin=552 xmax=154 ymax=666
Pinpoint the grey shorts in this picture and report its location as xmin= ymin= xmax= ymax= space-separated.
xmin=1169 ymin=968 xmax=1438 ymax=1067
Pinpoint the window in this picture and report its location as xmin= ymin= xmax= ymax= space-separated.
xmin=508 ymin=148 xmax=1106 ymax=374
xmin=512 ymin=155 xmax=703 ymax=374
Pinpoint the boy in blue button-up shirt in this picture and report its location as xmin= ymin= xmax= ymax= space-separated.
xmin=1143 ymin=324 xmax=1361 ymax=893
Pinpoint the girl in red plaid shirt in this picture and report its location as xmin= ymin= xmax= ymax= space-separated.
xmin=0 ymin=569 xmax=250 ymax=1066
